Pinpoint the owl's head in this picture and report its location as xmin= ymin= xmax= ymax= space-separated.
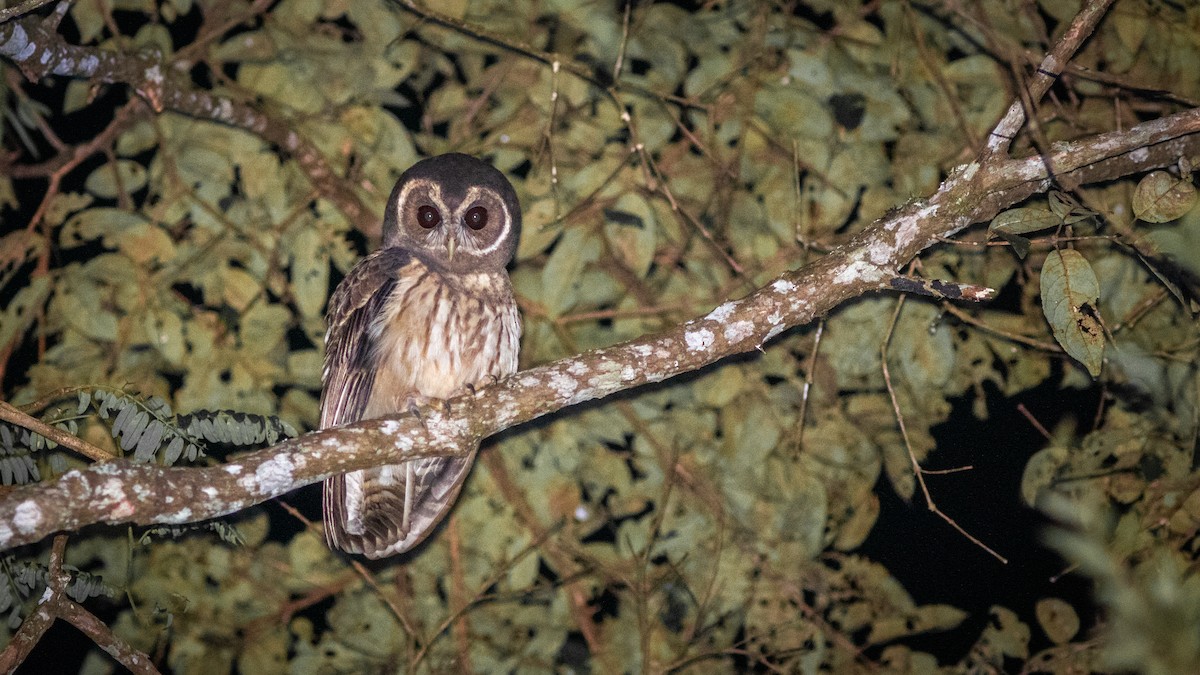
xmin=382 ymin=153 xmax=521 ymax=272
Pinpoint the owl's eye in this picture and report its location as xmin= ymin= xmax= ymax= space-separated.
xmin=416 ymin=205 xmax=442 ymax=229
xmin=464 ymin=206 xmax=489 ymax=231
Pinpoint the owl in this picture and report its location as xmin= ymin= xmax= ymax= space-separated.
xmin=320 ymin=153 xmax=522 ymax=558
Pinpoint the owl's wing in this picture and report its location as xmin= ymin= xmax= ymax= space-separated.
xmin=318 ymin=248 xmax=406 ymax=429
xmin=319 ymin=248 xmax=410 ymax=556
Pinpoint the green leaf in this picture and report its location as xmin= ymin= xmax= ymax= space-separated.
xmin=68 ymin=1 xmax=105 ymax=43
xmin=1040 ymin=250 xmax=1104 ymax=377
xmin=289 ymin=227 xmax=328 ymax=319
xmin=1047 ymin=191 xmax=1096 ymax=225
xmin=1020 ymin=446 xmax=1069 ymax=508
xmin=1036 ymin=598 xmax=1080 ymax=645
xmin=541 ymin=227 xmax=599 ymax=318
xmin=213 ymin=30 xmax=278 ymax=63
xmin=63 ymin=80 xmax=93 ymax=115
xmin=62 ymin=208 xmax=148 ymax=248
xmin=989 ymin=207 xmax=1060 ymax=236
xmin=144 ymin=309 xmax=186 ymax=365
xmin=119 ymin=223 xmax=176 ymax=265
xmin=0 ymin=275 xmax=51 ymax=350
xmin=223 ymin=267 xmax=262 ymax=312
xmin=603 ymin=193 xmax=657 ymax=278
xmin=85 ymin=160 xmax=148 ymax=199
xmin=515 ymin=197 xmax=561 ymax=261
xmin=995 ymin=231 xmax=1032 ymax=259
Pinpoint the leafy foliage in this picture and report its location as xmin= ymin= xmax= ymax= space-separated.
xmin=0 ymin=555 xmax=114 ymax=630
xmin=1 ymin=0 xmax=1199 ymax=672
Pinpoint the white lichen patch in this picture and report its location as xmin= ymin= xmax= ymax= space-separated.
xmin=597 ymin=359 xmax=624 ymax=375
xmin=566 ymin=386 xmax=599 ymax=407
xmin=108 ymin=501 xmax=136 ymax=519
xmin=633 ymin=344 xmax=654 ymax=357
xmin=772 ymin=279 xmax=797 ymax=294
xmin=390 ymin=429 xmax=417 ymax=451
xmin=11 ymin=26 xmax=35 ymax=60
xmin=1130 ymin=147 xmax=1149 ymax=162
xmin=224 ymin=464 xmax=243 ymax=475
xmin=519 ymin=375 xmax=541 ymax=388
xmin=551 ymin=372 xmax=578 ymax=397
xmin=13 ymin=500 xmax=42 ymax=535
xmin=380 ymin=420 xmax=403 ymax=435
xmin=422 ymin=416 xmax=471 ymax=449
xmin=866 ymin=238 xmax=893 ymax=265
xmin=568 ymin=360 xmax=589 ymax=376
xmin=132 ymin=483 xmax=150 ymax=500
xmin=97 ymin=477 xmax=124 ymax=502
xmin=889 ymin=204 xmax=934 ymax=248
xmin=163 ymin=508 xmax=193 ymax=524
xmin=253 ymin=454 xmax=297 ymax=494
xmin=705 ymin=302 xmax=736 ymax=323
xmin=764 ymin=322 xmax=787 ymax=342
xmin=768 ymin=310 xmax=782 ymax=325
xmin=685 ymin=328 xmax=715 ymax=352
xmin=834 ymin=258 xmax=886 ymax=285
xmin=202 ymin=487 xmax=217 ymax=499
xmin=0 ymin=521 xmax=11 ymax=546
xmin=724 ymin=320 xmax=755 ymax=343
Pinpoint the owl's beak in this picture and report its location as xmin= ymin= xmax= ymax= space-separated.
xmin=446 ymin=233 xmax=458 ymax=261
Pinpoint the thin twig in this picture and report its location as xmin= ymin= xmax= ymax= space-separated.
xmin=446 ymin=516 xmax=473 ymax=673
xmin=1016 ymin=403 xmax=1053 ymax=442
xmin=0 ymin=400 xmax=112 ymax=461
xmin=881 ymin=295 xmax=1007 ymax=563
xmin=981 ymin=0 xmax=1118 ymax=158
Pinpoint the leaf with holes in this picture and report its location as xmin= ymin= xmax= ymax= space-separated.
xmin=1133 ymin=171 xmax=1196 ymax=223
xmin=1040 ymin=250 xmax=1104 ymax=377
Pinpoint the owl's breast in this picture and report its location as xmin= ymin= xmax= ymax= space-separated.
xmin=365 ymin=268 xmax=519 ymax=415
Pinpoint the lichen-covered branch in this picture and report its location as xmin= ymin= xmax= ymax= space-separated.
xmin=1 ymin=104 xmax=1198 ymax=551
xmin=0 ymin=10 xmax=376 ymax=237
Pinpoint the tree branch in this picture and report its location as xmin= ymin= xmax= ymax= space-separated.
xmin=981 ymin=0 xmax=1117 ymax=158
xmin=0 ymin=11 xmax=377 ymax=237
xmin=0 ymin=536 xmax=159 ymax=673
xmin=1 ymin=104 xmax=1198 ymax=552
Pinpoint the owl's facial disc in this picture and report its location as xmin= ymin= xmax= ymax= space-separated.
xmin=383 ymin=154 xmax=522 ymax=270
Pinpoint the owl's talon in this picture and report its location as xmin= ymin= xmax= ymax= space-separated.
xmin=403 ymin=393 xmax=454 ymax=421
xmin=406 ymin=396 xmax=431 ymax=430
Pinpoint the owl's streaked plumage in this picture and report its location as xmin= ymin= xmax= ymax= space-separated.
xmin=321 ymin=153 xmax=521 ymax=559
